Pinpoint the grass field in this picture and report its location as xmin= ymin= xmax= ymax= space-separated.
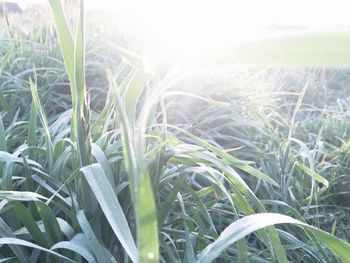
xmin=0 ymin=1 xmax=349 ymax=262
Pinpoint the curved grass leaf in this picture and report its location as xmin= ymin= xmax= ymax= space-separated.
xmin=35 ymin=201 xmax=64 ymax=244
xmin=0 ymin=151 xmax=42 ymax=168
xmin=10 ymin=201 xmax=49 ymax=248
xmin=168 ymin=125 xmax=279 ymax=187
xmin=0 ymin=237 xmax=75 ymax=262
xmin=77 ymin=210 xmax=115 ymax=262
xmin=0 ymin=191 xmax=47 ymax=202
xmin=51 ymin=233 xmax=96 ymax=263
xmin=197 ymin=213 xmax=350 ymax=263
xmin=295 ymin=161 xmax=329 ymax=188
xmin=0 ymin=218 xmax=29 ymax=263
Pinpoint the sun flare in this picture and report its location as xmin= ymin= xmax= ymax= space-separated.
xmin=92 ymin=0 xmax=267 ymax=54
xmin=16 ymin=0 xmax=350 ymax=64
xmin=81 ymin=0 xmax=350 ymax=65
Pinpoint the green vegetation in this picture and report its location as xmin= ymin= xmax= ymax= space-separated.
xmin=0 ymin=1 xmax=349 ymax=262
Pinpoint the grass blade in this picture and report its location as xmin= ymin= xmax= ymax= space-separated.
xmin=80 ymin=163 xmax=137 ymax=262
xmin=112 ymin=74 xmax=159 ymax=262
xmin=197 ymin=213 xmax=350 ymax=263
xmin=0 ymin=237 xmax=75 ymax=262
xmin=29 ymin=78 xmax=53 ymax=174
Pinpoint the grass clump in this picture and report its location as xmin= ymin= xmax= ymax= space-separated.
xmin=0 ymin=1 xmax=349 ymax=262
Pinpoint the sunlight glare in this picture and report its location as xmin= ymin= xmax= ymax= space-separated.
xmin=88 ymin=0 xmax=269 ymax=58
xmin=83 ymin=0 xmax=350 ymax=65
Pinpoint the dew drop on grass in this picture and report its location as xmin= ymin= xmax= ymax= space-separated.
xmin=147 ymin=252 xmax=155 ymax=259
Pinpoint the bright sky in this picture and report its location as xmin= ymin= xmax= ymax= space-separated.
xmin=16 ymin=0 xmax=350 ymax=26
xmin=13 ymin=0 xmax=350 ymax=62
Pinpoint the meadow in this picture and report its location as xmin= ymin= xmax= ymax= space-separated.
xmin=0 ymin=1 xmax=349 ymax=262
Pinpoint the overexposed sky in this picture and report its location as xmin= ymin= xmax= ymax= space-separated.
xmin=15 ymin=0 xmax=350 ymax=27
xmin=13 ymin=0 xmax=350 ymax=59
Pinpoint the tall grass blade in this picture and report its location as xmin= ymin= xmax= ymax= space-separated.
xmin=112 ymin=74 xmax=159 ymax=262
xmin=80 ymin=163 xmax=137 ymax=262
xmin=74 ymin=0 xmax=91 ymax=167
xmin=29 ymin=78 xmax=53 ymax=174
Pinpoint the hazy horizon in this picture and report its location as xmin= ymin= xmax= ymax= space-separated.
xmin=11 ymin=0 xmax=350 ymax=27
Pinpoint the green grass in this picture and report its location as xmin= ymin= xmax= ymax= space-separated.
xmin=0 ymin=1 xmax=349 ymax=262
